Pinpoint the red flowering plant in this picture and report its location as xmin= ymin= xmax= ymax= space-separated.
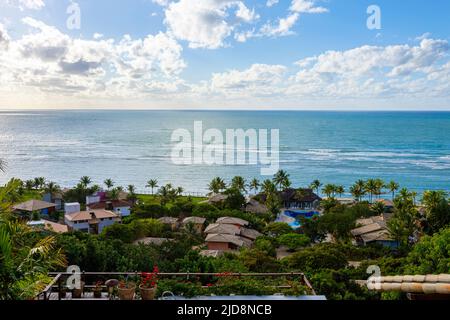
xmin=140 ymin=266 xmax=159 ymax=289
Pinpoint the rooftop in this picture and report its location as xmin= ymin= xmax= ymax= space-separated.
xmin=13 ymin=199 xmax=56 ymax=212
xmin=87 ymin=200 xmax=132 ymax=210
xmin=65 ymin=209 xmax=120 ymax=222
xmin=216 ymin=216 xmax=249 ymax=226
xmin=205 ymin=233 xmax=245 ymax=247
xmin=27 ymin=219 xmax=69 ymax=233
xmin=204 ymin=223 xmax=241 ymax=235
xmin=182 ymin=217 xmax=206 ymax=225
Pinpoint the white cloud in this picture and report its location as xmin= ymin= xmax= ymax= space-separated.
xmin=0 ymin=18 xmax=186 ymax=99
xmin=260 ymin=13 xmax=299 ymax=37
xmin=93 ymin=33 xmax=104 ymax=40
xmin=289 ymin=39 xmax=450 ymax=99
xmin=266 ymin=0 xmax=279 ymax=7
xmin=152 ymin=0 xmax=170 ymax=6
xmin=235 ymin=2 xmax=259 ymax=23
xmin=290 ymin=0 xmax=328 ymax=13
xmin=6 ymin=0 xmax=45 ymax=10
xmin=163 ymin=0 xmax=258 ymax=49
xmin=0 ymin=23 xmax=10 ymax=48
xmin=211 ymin=64 xmax=287 ymax=90
xmin=259 ymin=0 xmax=327 ymax=37
xmin=2 ymin=17 xmax=450 ymax=109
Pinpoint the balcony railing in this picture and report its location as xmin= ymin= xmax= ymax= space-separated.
xmin=37 ymin=272 xmax=317 ymax=300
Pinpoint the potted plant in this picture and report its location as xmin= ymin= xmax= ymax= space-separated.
xmin=118 ymin=280 xmax=136 ymax=300
xmin=139 ymin=266 xmax=159 ymax=300
xmin=93 ymin=281 xmax=103 ymax=299
xmin=72 ymin=281 xmax=85 ymax=299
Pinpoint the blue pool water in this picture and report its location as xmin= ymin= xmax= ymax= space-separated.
xmin=277 ymin=210 xmax=320 ymax=229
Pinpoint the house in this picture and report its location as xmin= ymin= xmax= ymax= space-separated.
xmin=280 ymin=188 xmax=321 ymax=210
xmin=13 ymin=200 xmax=57 ymax=218
xmin=240 ymin=227 xmax=262 ymax=241
xmin=205 ymin=234 xmax=251 ymax=251
xmin=42 ymin=189 xmax=69 ymax=211
xmin=205 ymin=223 xmax=241 ymax=236
xmin=351 ymin=216 xmax=399 ymax=248
xmin=158 ymin=217 xmax=179 ymax=231
xmin=87 ymin=200 xmax=132 ymax=217
xmin=259 ymin=188 xmax=321 ymax=210
xmin=182 ymin=217 xmax=206 ymax=233
xmin=65 ymin=209 xmax=121 ymax=234
xmin=216 ymin=217 xmax=249 ymax=228
xmin=201 ymin=194 xmax=228 ymax=205
xmin=245 ymin=198 xmax=269 ymax=214
xmin=27 ymin=219 xmax=68 ymax=234
xmin=65 ymin=202 xmax=81 ymax=215
xmin=204 ymin=218 xmax=262 ymax=251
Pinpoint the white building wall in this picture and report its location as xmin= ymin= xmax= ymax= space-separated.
xmin=114 ymin=206 xmax=131 ymax=217
xmin=65 ymin=203 xmax=81 ymax=215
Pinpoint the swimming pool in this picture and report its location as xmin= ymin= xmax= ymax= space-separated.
xmin=276 ymin=210 xmax=320 ymax=229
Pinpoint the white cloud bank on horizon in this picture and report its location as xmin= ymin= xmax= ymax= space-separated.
xmin=0 ymin=17 xmax=450 ymax=109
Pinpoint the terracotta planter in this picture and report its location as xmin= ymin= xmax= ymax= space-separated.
xmin=118 ymin=284 xmax=136 ymax=300
xmin=72 ymin=281 xmax=85 ymax=299
xmin=139 ymin=285 xmax=157 ymax=300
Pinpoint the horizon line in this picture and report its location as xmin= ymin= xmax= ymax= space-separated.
xmin=1 ymin=107 xmax=450 ymax=112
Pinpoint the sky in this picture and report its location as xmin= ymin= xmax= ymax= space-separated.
xmin=0 ymin=0 xmax=449 ymax=110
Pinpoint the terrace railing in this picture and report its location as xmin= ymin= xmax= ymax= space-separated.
xmin=37 ymin=272 xmax=317 ymax=300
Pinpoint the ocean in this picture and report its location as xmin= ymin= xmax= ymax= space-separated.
xmin=0 ymin=110 xmax=449 ymax=195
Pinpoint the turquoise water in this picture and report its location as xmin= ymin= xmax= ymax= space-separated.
xmin=277 ymin=210 xmax=321 ymax=229
xmin=0 ymin=110 xmax=449 ymax=194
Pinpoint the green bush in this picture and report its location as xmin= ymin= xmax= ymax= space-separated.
xmin=277 ymin=233 xmax=310 ymax=251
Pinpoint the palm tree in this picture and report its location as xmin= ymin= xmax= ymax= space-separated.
xmin=146 ymin=179 xmax=159 ymax=195
xmin=388 ymin=181 xmax=400 ymax=199
xmin=336 ymin=185 xmax=345 ymax=198
xmin=350 ymin=184 xmax=363 ymax=202
xmin=322 ymin=184 xmax=337 ymax=198
xmin=176 ymin=187 xmax=184 ymax=196
xmin=273 ymin=170 xmax=290 ymax=191
xmin=33 ymin=177 xmax=46 ymax=190
xmin=261 ymin=179 xmax=277 ymax=195
xmin=231 ymin=176 xmax=246 ymax=193
xmin=398 ymin=187 xmax=411 ymax=200
xmin=309 ymin=180 xmax=322 ymax=196
xmin=249 ymin=178 xmax=260 ymax=195
xmin=365 ymin=179 xmax=378 ymax=203
xmin=411 ymin=191 xmax=418 ymax=206
xmin=80 ymin=176 xmax=92 ymax=188
xmin=127 ymin=185 xmax=136 ymax=194
xmin=44 ymin=182 xmax=60 ymax=202
xmin=422 ymin=190 xmax=447 ymax=213
xmin=104 ymin=179 xmax=114 ymax=191
xmin=0 ymin=221 xmax=67 ymax=300
xmin=25 ymin=180 xmax=34 ymax=192
xmin=208 ymin=177 xmax=226 ymax=195
xmin=374 ymin=179 xmax=385 ymax=199
xmin=108 ymin=187 xmax=120 ymax=201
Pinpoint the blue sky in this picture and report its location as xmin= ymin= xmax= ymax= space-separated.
xmin=0 ymin=0 xmax=449 ymax=109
